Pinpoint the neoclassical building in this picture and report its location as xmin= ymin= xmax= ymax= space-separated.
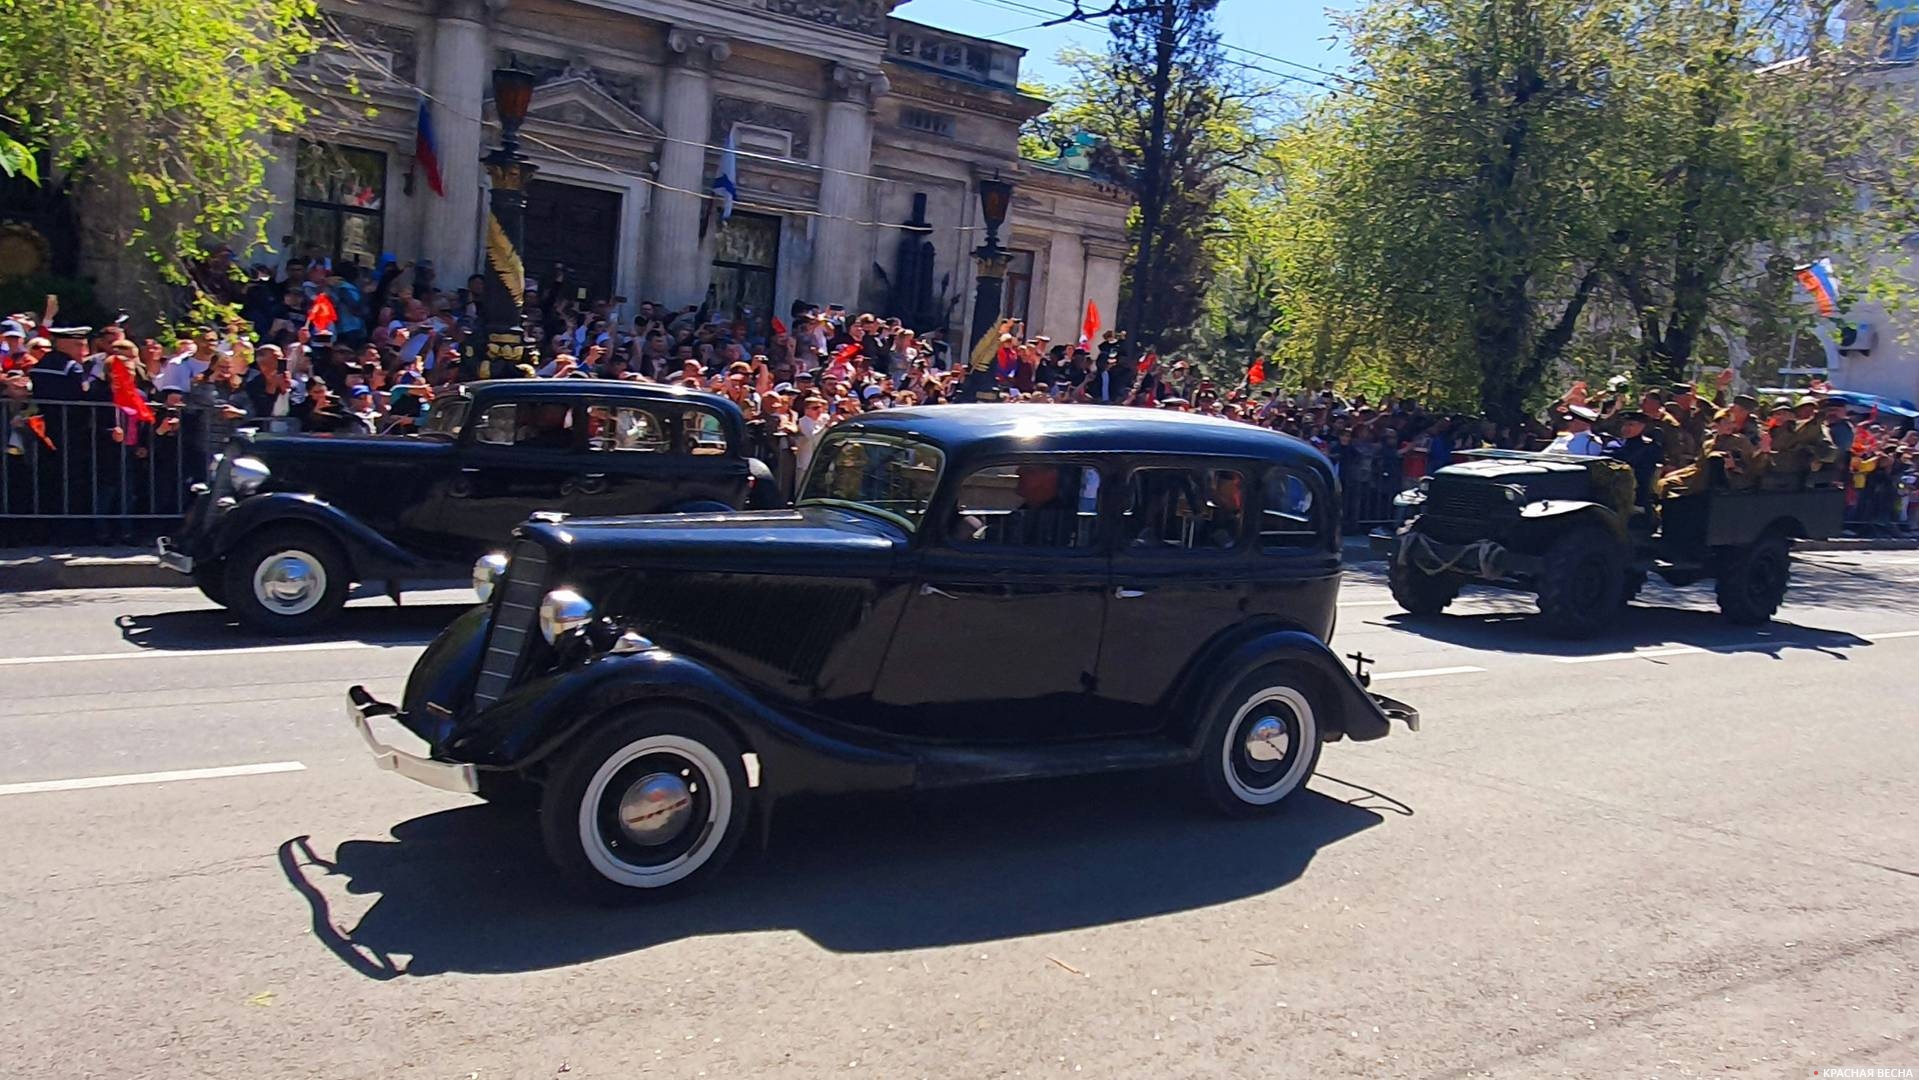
xmin=250 ymin=0 xmax=1129 ymax=341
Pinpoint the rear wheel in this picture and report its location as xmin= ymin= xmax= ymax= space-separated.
xmin=1534 ymin=527 xmax=1626 ymax=639
xmin=539 ymin=707 xmax=749 ymax=903
xmin=223 ymin=528 xmax=349 ymax=635
xmin=1388 ymin=552 xmax=1460 ymax=615
xmin=1715 ymin=534 xmax=1791 ymax=625
xmin=1193 ymin=663 xmax=1325 ymax=817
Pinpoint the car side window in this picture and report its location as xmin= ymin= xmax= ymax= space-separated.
xmin=473 ymin=402 xmax=576 ymax=449
xmin=1261 ymin=468 xmax=1323 ymax=551
xmin=947 ymin=463 xmax=1101 ymax=549
xmin=586 ymin=405 xmax=668 ymax=453
xmin=682 ymin=409 xmax=729 ymax=456
xmin=1121 ymin=467 xmax=1246 ymax=551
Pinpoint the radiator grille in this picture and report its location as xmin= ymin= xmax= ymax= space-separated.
xmin=472 ymin=539 xmax=548 ymax=710
xmin=1420 ymin=479 xmax=1511 ymax=542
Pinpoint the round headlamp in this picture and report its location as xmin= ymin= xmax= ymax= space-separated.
xmin=539 ymin=589 xmax=594 ymax=643
xmin=472 ymin=552 xmax=508 ymax=602
xmin=229 ymin=456 xmax=271 ymax=496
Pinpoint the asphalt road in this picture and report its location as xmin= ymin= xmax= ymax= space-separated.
xmin=2 ymin=554 xmax=1915 ymax=1079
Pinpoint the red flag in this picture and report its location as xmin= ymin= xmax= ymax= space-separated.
xmin=25 ymin=413 xmax=54 ymax=450
xmin=306 ymin=292 xmax=338 ymax=333
xmin=771 ymin=317 xmax=788 ymax=336
xmin=1078 ymin=301 xmax=1101 ymax=349
xmin=109 ymin=358 xmax=154 ymax=425
xmin=1247 ymin=357 xmax=1267 ymax=385
xmin=1139 ymin=351 xmax=1158 ymax=375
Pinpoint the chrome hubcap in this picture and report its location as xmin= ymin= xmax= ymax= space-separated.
xmin=252 ymin=551 xmax=325 ymax=615
xmin=616 ymin=772 xmax=694 ymax=846
xmin=1243 ymin=715 xmax=1291 ymax=773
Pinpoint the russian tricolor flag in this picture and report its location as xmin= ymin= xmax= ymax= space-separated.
xmin=415 ymin=99 xmax=445 ymax=197
xmin=1795 ymin=258 xmax=1839 ymax=317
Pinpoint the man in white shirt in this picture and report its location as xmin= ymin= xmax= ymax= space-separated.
xmin=154 ymin=329 xmax=218 ymax=394
xmin=1547 ymin=405 xmax=1606 ymax=456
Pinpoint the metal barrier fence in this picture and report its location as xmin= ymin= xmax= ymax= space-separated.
xmin=1 ymin=398 xmax=228 ymax=527
xmin=2 ymin=394 xmax=1416 ymax=534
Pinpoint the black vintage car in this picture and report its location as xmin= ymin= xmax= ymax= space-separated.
xmin=158 ymin=380 xmax=774 ymax=633
xmin=347 ymin=405 xmax=1419 ymax=900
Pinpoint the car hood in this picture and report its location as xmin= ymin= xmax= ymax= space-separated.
xmin=1434 ymin=457 xmax=1590 ymax=483
xmin=520 ymin=506 xmax=909 ymax=575
xmin=234 ymin=430 xmax=456 ymax=463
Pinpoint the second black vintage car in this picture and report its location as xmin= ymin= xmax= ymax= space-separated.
xmin=157 ymin=380 xmax=775 ymax=632
xmin=348 ymin=405 xmax=1419 ymax=901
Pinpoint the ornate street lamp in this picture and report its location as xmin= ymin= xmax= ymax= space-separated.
xmin=475 ymin=67 xmax=539 ymax=379
xmin=961 ymin=176 xmax=1015 ymax=402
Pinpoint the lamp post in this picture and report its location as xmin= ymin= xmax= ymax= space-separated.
xmin=960 ymin=177 xmax=1014 ymax=402
xmin=474 ymin=67 xmax=539 ymax=380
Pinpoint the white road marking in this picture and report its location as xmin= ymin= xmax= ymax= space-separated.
xmin=0 ymin=642 xmax=391 ymax=667
xmin=1864 ymin=630 xmax=1919 ymax=641
xmin=0 ymin=761 xmax=306 ymax=797
xmin=1338 ymin=599 xmax=1402 ymax=608
xmin=1370 ymin=665 xmax=1486 ymax=681
xmin=1553 ymin=646 xmax=1706 ymax=665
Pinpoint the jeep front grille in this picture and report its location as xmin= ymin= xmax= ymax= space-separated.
xmin=472 ymin=539 xmax=548 ymax=711
xmin=1424 ymin=479 xmax=1508 ymax=522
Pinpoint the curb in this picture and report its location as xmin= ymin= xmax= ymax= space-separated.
xmin=2 ymin=553 xmax=177 ymax=592
xmin=1795 ymin=537 xmax=1919 ymax=552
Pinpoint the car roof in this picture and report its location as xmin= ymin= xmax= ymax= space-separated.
xmin=463 ymin=379 xmax=720 ymax=405
xmin=837 ymin=404 xmax=1324 ymax=466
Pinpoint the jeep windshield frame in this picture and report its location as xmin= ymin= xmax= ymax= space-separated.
xmin=796 ymin=431 xmax=946 ymax=533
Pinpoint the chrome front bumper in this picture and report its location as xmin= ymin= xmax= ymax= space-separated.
xmin=155 ymin=536 xmax=193 ymax=574
xmin=346 ymin=686 xmax=479 ymax=794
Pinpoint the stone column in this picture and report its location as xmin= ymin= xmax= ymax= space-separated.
xmin=645 ymin=28 xmax=729 ymax=310
xmin=422 ymin=0 xmax=488 ymax=282
xmin=810 ymin=64 xmax=886 ymax=309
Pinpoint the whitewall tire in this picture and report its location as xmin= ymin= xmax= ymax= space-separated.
xmin=1195 ymin=664 xmax=1324 ymax=816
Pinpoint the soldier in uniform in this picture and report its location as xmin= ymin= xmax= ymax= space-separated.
xmin=1660 ymin=408 xmax=1765 ymax=498
xmin=1768 ymin=394 xmax=1839 ymax=487
xmin=1660 ymin=383 xmax=1705 ymax=471
xmin=1603 ymin=410 xmax=1664 ymax=514
xmin=1728 ymin=392 xmax=1761 ymax=441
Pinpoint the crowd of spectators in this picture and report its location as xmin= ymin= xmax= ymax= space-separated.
xmin=4 ymin=251 xmax=1917 ymax=539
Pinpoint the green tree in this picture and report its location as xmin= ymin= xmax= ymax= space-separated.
xmin=1274 ymin=0 xmax=1919 ymax=420
xmin=1023 ymin=2 xmax=1269 ymax=348
xmin=0 ymin=0 xmax=316 ymax=292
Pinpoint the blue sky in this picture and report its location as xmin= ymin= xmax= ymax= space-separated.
xmin=897 ymin=0 xmax=1359 ymax=90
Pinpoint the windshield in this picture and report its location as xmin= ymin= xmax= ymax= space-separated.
xmin=797 ymin=433 xmax=945 ymax=531
xmin=422 ymin=396 xmax=470 ymax=438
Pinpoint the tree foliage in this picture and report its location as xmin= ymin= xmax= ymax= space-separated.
xmin=0 ymin=0 xmax=316 ymax=281
xmin=1022 ymin=1 xmax=1272 ymax=349
xmin=1267 ymin=0 xmax=1919 ymax=421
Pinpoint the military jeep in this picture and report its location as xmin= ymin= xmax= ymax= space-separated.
xmin=1376 ymin=449 xmax=1845 ymax=637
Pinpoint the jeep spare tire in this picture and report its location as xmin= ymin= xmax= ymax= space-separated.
xmin=1534 ymin=526 xmax=1625 ymax=639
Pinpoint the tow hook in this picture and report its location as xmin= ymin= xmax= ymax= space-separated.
xmin=1346 ymin=651 xmax=1375 ymax=689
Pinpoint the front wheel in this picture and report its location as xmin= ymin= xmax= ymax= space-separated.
xmin=1534 ymin=527 xmax=1626 ymax=639
xmin=1388 ymin=551 xmax=1460 ymax=615
xmin=1715 ymin=534 xmax=1791 ymax=625
xmin=539 ymin=707 xmax=749 ymax=903
xmin=191 ymin=561 xmax=229 ymax=608
xmin=1193 ymin=663 xmax=1325 ymax=817
xmin=223 ymin=529 xmax=349 ymax=635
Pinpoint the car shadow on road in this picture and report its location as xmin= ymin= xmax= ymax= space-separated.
xmin=1368 ymin=603 xmax=1870 ymax=661
xmin=279 ymin=772 xmax=1387 ymax=978
xmin=113 ymin=601 xmax=471 ymax=651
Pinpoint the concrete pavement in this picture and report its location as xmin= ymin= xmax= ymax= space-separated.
xmin=1 ymin=559 xmax=1915 ymax=1078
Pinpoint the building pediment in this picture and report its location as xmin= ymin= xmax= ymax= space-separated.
xmin=511 ymin=76 xmax=665 ymax=140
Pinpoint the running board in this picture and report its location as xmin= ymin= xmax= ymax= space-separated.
xmin=914 ymin=738 xmax=1197 ymax=790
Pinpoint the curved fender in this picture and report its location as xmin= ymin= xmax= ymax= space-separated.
xmin=1188 ymin=630 xmax=1401 ymax=744
xmin=1518 ymin=500 xmax=1626 ymax=542
xmin=211 ymin=492 xmax=426 ymax=578
xmin=452 ymin=649 xmax=916 ymax=797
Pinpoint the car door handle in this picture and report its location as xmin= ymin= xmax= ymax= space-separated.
xmin=919 ymin=584 xmax=958 ymax=599
xmin=460 ymin=467 xmax=480 ymax=474
xmin=1114 ymin=587 xmax=1145 ymax=599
